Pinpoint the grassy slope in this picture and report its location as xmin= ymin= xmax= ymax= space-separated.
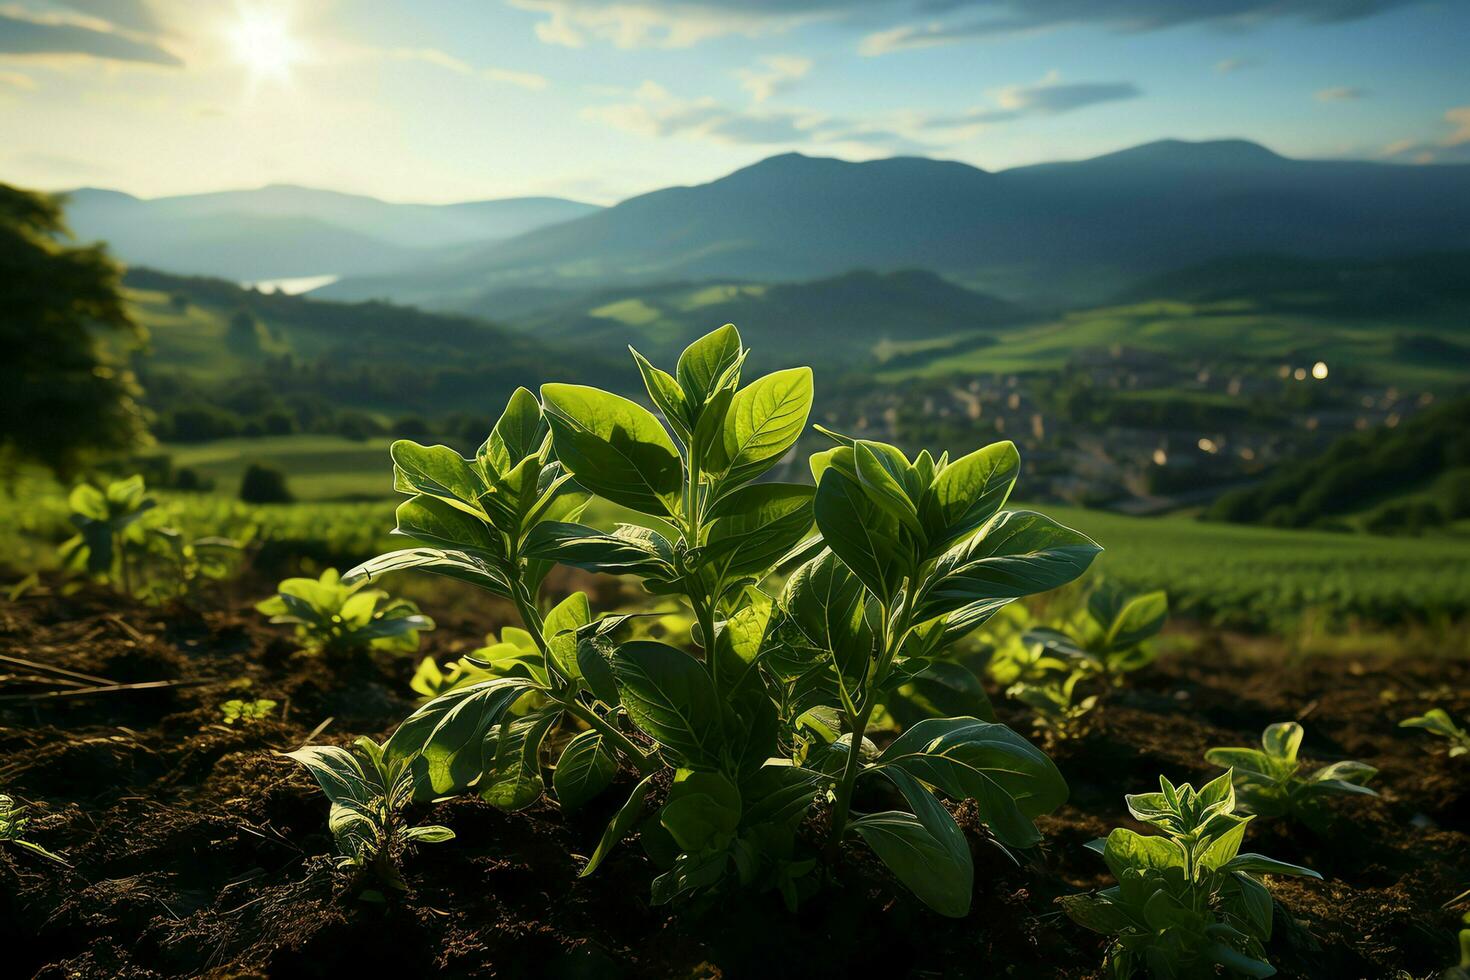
xmin=873 ymin=300 xmax=1469 ymax=388
xmin=167 ymin=435 xmax=396 ymax=501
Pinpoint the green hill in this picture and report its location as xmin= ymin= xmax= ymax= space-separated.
xmin=1208 ymin=395 xmax=1470 ymax=533
xmin=494 ymin=269 xmax=1025 ymax=374
xmin=122 ymin=267 xmax=626 ymax=443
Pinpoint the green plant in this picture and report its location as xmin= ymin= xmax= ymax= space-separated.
xmin=286 ymin=736 xmax=454 ymax=895
xmin=0 ymin=792 xmax=68 ymax=866
xmin=220 ymin=698 xmax=277 ymax=725
xmin=1063 ymin=772 xmax=1321 ymax=979
xmin=60 ymin=474 xmax=157 ymax=594
xmin=347 ymin=325 xmax=1098 ymax=916
xmin=1205 ymin=722 xmax=1377 ymax=832
xmin=256 ymin=568 xmax=433 ymax=657
xmin=1400 ymin=709 xmax=1470 ymax=758
xmin=1026 ymin=582 xmax=1170 ymax=682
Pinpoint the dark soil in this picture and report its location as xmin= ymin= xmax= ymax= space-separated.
xmin=2 ymin=585 xmax=1466 ymax=979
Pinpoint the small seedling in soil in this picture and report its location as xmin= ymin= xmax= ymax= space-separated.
xmin=343 ymin=324 xmax=1100 ymax=917
xmin=1399 ymin=709 xmax=1470 ymax=758
xmin=220 ymin=698 xmax=277 ymax=725
xmin=285 ymin=736 xmax=454 ymax=897
xmin=1063 ymin=771 xmax=1320 ymax=979
xmin=1205 ymin=721 xmax=1378 ymax=832
xmin=256 ymin=568 xmax=433 ymax=658
xmin=0 ymin=793 xmax=69 ymax=866
xmin=1024 ymin=582 xmax=1170 ymax=683
xmin=60 ymin=474 xmax=156 ymax=595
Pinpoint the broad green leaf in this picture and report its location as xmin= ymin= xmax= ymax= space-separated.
xmin=1204 ymin=748 xmax=1275 ymax=781
xmin=877 ymin=716 xmax=1065 ymax=845
xmin=850 ymin=806 xmax=972 ymax=918
xmin=661 ymin=770 xmax=741 ymax=852
xmin=1199 ymin=816 xmax=1249 ymax=870
xmin=718 ymin=367 xmax=814 ymax=484
xmin=813 ymin=468 xmax=904 ymax=603
xmin=284 ymin=744 xmax=376 ymax=807
xmin=922 ymin=440 xmax=1019 ymax=550
xmin=480 ymin=710 xmax=557 ymax=811
xmin=1104 ymin=590 xmax=1169 ymax=650
xmin=1101 ymin=828 xmax=1186 ymax=882
xmin=393 ymin=495 xmax=501 ymax=557
xmin=544 ymin=591 xmax=592 ymax=679
xmin=1261 ymin=722 xmax=1303 ymax=764
xmin=1221 ymin=853 xmax=1322 ymax=878
xmin=890 ymin=660 xmax=996 ymax=726
xmin=402 ymin=825 xmax=456 ymax=844
xmin=581 ymin=774 xmax=655 ymax=877
xmin=1061 ymin=893 xmax=1138 ymax=935
xmin=391 ymin=441 xmax=486 ymax=514
xmin=916 ymin=511 xmax=1101 ymax=622
xmin=553 ymin=730 xmax=619 ymax=810
xmin=612 ymin=641 xmax=724 ymax=768
xmin=853 ymin=440 xmax=926 ymax=534
xmin=739 ymin=764 xmax=821 ymax=831
xmin=542 ymin=383 xmax=683 ymax=516
xmin=382 ymin=677 xmax=540 ymax=800
xmin=676 ymin=324 xmax=743 ymax=407
xmin=523 ymin=521 xmax=677 ymax=579
xmin=631 ymin=347 xmax=691 ymax=440
xmin=481 ymin=387 xmax=547 ymax=477
xmin=700 ymin=483 xmax=815 ymax=579
xmin=344 ymin=548 xmax=513 ymax=598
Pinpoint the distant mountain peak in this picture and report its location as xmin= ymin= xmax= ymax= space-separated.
xmin=1086 ymin=138 xmax=1287 ymax=167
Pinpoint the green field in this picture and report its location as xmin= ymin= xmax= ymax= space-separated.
xmin=7 ymin=456 xmax=1469 ymax=629
xmin=168 ymin=435 xmax=396 ymax=501
xmin=873 ymin=300 xmax=1469 ymax=387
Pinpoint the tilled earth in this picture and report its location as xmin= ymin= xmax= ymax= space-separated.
xmin=1 ymin=585 xmax=1466 ymax=979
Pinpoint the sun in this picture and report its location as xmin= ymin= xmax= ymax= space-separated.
xmin=228 ymin=8 xmax=301 ymax=82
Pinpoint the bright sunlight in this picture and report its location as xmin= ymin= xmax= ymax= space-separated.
xmin=227 ymin=7 xmax=301 ymax=83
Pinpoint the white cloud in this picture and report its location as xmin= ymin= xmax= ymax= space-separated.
xmin=1214 ymin=56 xmax=1260 ymax=74
xmin=369 ymin=47 xmax=550 ymax=90
xmin=1315 ymin=86 xmax=1368 ymax=102
xmin=735 ymin=54 xmax=811 ymax=103
xmin=1378 ymin=105 xmax=1470 ymax=164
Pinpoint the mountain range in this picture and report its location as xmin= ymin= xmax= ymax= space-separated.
xmin=63 ymin=185 xmax=599 ymax=282
xmin=64 ymin=139 xmax=1470 ymax=306
xmin=318 ymin=139 xmax=1470 ymax=309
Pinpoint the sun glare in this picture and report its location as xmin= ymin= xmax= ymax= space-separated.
xmin=229 ymin=8 xmax=301 ymax=83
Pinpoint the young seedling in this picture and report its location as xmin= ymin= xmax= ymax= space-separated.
xmin=285 ymin=736 xmax=454 ymax=896
xmin=0 ymin=793 xmax=69 ymax=866
xmin=256 ymin=568 xmax=433 ymax=658
xmin=1400 ymin=709 xmax=1470 ymax=758
xmin=1063 ymin=772 xmax=1321 ymax=979
xmin=1205 ymin=722 xmax=1377 ymax=832
xmin=1025 ymin=582 xmax=1169 ymax=683
xmin=60 ymin=474 xmax=156 ymax=595
xmin=220 ymin=698 xmax=277 ymax=725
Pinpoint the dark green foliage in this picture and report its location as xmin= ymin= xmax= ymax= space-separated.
xmin=0 ymin=184 xmax=148 ymax=477
xmin=343 ymin=325 xmax=1097 ymax=917
xmin=1205 ymin=722 xmax=1378 ymax=833
xmin=239 ymin=462 xmax=293 ymax=503
xmin=1209 ymin=395 xmax=1470 ymax=529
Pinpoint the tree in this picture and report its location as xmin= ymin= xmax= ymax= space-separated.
xmin=0 ymin=184 xmax=149 ymax=478
xmin=239 ymin=462 xmax=293 ymax=503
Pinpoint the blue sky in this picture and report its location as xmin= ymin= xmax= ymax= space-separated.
xmin=1 ymin=0 xmax=1466 ymax=203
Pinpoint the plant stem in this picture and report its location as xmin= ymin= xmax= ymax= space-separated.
xmin=825 ymin=590 xmax=914 ymax=855
xmin=506 ymin=555 xmax=658 ymax=775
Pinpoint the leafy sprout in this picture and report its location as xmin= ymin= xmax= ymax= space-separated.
xmin=1205 ymin=722 xmax=1377 ymax=832
xmin=1399 ymin=708 xmax=1470 ymax=758
xmin=0 ymin=792 xmax=69 ymax=867
xmin=220 ymin=698 xmax=277 ymax=725
xmin=285 ymin=736 xmax=454 ymax=895
xmin=256 ymin=568 xmax=433 ymax=658
xmin=1063 ymin=771 xmax=1321 ymax=979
